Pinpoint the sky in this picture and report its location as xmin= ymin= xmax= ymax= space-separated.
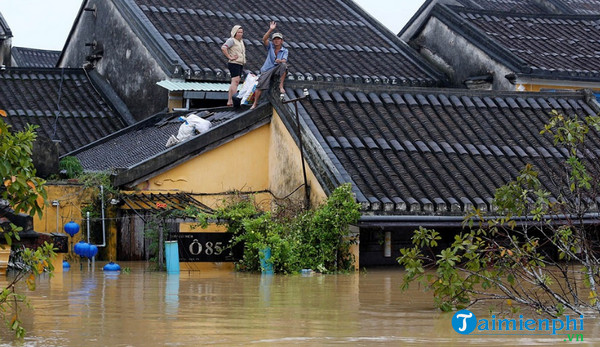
xmin=0 ymin=0 xmax=426 ymax=51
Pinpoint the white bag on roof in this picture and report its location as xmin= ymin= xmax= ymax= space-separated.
xmin=176 ymin=121 xmax=195 ymax=142
xmin=185 ymin=113 xmax=211 ymax=133
xmin=172 ymin=113 xmax=212 ymax=144
xmin=237 ymin=73 xmax=258 ymax=105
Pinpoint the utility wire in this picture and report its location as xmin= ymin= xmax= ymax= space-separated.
xmin=52 ymin=67 xmax=66 ymax=139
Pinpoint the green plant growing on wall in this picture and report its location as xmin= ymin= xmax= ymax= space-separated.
xmin=398 ymin=110 xmax=600 ymax=317
xmin=192 ymin=183 xmax=361 ymax=274
xmin=0 ymin=114 xmax=55 ymax=338
xmin=58 ymin=156 xmax=83 ymax=179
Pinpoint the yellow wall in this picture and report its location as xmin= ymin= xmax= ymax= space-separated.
xmin=142 ymin=123 xmax=271 ymax=206
xmin=517 ymin=82 xmax=600 ymax=93
xmin=35 ymin=183 xmax=89 ymax=235
xmin=35 ymin=183 xmax=118 ymax=270
xmin=168 ymin=91 xmax=184 ymax=112
xmin=141 ymin=115 xmax=328 ymax=207
xmin=269 ymin=110 xmax=328 ymax=207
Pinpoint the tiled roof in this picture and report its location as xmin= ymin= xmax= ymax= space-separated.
xmin=434 ymin=0 xmax=600 ymax=15
xmin=0 ymin=67 xmax=132 ymax=155
xmin=560 ymin=0 xmax=600 ymax=15
xmin=443 ymin=6 xmax=600 ymax=80
xmin=454 ymin=0 xmax=548 ymax=14
xmin=128 ymin=0 xmax=444 ymax=87
xmin=70 ymin=107 xmax=268 ymax=185
xmin=399 ymin=0 xmax=600 ymax=40
xmin=11 ymin=47 xmax=60 ymax=68
xmin=277 ymin=85 xmax=600 ymax=215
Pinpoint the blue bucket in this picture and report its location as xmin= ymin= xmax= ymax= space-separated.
xmin=165 ymin=241 xmax=180 ymax=274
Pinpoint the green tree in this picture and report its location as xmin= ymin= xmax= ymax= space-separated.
xmin=0 ymin=113 xmax=55 ymax=337
xmin=398 ymin=110 xmax=600 ymax=317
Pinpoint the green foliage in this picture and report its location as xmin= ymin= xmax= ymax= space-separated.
xmin=399 ymin=110 xmax=600 ymax=317
xmin=0 ymin=116 xmax=55 ymax=338
xmin=0 ymin=119 xmax=46 ymax=219
xmin=58 ymin=156 xmax=83 ymax=179
xmin=192 ymin=183 xmax=361 ymax=274
xmin=2 ymin=242 xmax=56 ymax=338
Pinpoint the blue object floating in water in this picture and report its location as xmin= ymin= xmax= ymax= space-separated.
xmin=103 ymin=262 xmax=121 ymax=272
xmin=63 ymin=260 xmax=70 ymax=268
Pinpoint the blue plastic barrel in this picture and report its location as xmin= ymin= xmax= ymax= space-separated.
xmin=259 ymin=247 xmax=274 ymax=274
xmin=165 ymin=241 xmax=180 ymax=274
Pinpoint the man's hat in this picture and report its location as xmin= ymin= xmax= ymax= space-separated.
xmin=272 ymin=32 xmax=283 ymax=40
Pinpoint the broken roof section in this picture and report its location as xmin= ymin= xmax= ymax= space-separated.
xmin=129 ymin=0 xmax=445 ymax=87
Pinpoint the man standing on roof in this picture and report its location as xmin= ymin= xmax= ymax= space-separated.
xmin=221 ymin=25 xmax=246 ymax=107
xmin=250 ymin=21 xmax=288 ymax=109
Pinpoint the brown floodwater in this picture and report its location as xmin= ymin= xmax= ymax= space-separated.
xmin=0 ymin=262 xmax=597 ymax=346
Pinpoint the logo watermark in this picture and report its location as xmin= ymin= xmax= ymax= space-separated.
xmin=451 ymin=309 xmax=584 ymax=342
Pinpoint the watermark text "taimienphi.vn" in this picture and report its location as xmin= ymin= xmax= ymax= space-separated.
xmin=451 ymin=309 xmax=584 ymax=342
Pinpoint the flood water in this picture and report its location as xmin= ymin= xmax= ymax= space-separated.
xmin=0 ymin=262 xmax=597 ymax=346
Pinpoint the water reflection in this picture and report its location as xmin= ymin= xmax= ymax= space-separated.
xmin=165 ymin=274 xmax=179 ymax=316
xmin=0 ymin=264 xmax=595 ymax=346
xmin=259 ymin=274 xmax=273 ymax=307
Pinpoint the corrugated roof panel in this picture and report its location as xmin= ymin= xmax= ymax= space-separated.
xmin=157 ymin=80 xmax=234 ymax=92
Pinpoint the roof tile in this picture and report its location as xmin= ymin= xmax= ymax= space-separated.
xmin=287 ymin=87 xmax=600 ymax=214
xmin=453 ymin=7 xmax=600 ymax=78
xmin=0 ymin=68 xmax=129 ymax=155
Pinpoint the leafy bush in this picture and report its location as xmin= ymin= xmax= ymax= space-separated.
xmin=58 ymin=156 xmax=83 ymax=179
xmin=193 ymin=183 xmax=361 ymax=273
